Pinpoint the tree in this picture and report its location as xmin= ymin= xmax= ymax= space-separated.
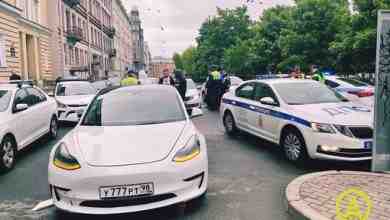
xmin=194 ymin=7 xmax=253 ymax=80
xmin=181 ymin=47 xmax=197 ymax=77
xmin=173 ymin=53 xmax=183 ymax=70
xmin=279 ymin=0 xmax=350 ymax=71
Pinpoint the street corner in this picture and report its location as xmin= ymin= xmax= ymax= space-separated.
xmin=285 ymin=171 xmax=390 ymax=220
xmin=0 ymin=199 xmax=51 ymax=220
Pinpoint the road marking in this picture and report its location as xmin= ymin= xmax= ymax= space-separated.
xmin=32 ymin=199 xmax=53 ymax=211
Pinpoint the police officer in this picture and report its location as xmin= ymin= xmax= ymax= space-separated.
xmin=9 ymin=71 xmax=21 ymax=81
xmin=120 ymin=70 xmax=139 ymax=86
xmin=205 ymin=65 xmax=224 ymax=111
xmin=174 ymin=69 xmax=187 ymax=100
xmin=311 ymin=65 xmax=325 ymax=83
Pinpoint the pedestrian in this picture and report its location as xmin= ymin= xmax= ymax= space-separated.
xmin=205 ymin=65 xmax=224 ymax=111
xmin=311 ymin=65 xmax=325 ymax=83
xmin=158 ymin=68 xmax=175 ymax=86
xmin=9 ymin=71 xmax=21 ymax=81
xmin=120 ymin=69 xmax=139 ymax=86
xmin=174 ymin=69 xmax=187 ymax=100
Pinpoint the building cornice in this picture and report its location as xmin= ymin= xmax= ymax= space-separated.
xmin=0 ymin=0 xmax=22 ymax=16
xmin=18 ymin=16 xmax=52 ymax=36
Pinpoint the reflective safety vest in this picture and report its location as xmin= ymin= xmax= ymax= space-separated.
xmin=211 ymin=71 xmax=221 ymax=80
xmin=120 ymin=77 xmax=138 ymax=86
xmin=312 ymin=73 xmax=325 ymax=83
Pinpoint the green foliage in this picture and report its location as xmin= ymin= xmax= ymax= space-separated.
xmin=173 ymin=53 xmax=183 ymax=70
xmin=175 ymin=0 xmax=388 ymax=80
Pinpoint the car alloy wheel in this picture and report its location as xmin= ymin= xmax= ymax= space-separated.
xmin=283 ymin=133 xmax=303 ymax=161
xmin=223 ymin=112 xmax=237 ymax=136
xmin=50 ymin=117 xmax=58 ymax=139
xmin=1 ymin=136 xmax=15 ymax=170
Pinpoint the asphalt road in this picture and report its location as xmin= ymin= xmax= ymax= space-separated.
xmin=0 ymin=110 xmax=371 ymax=220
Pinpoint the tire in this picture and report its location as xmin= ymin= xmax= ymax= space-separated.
xmin=281 ymin=129 xmax=308 ymax=163
xmin=223 ymin=112 xmax=238 ymax=136
xmin=0 ymin=135 xmax=16 ymax=172
xmin=49 ymin=116 xmax=58 ymax=140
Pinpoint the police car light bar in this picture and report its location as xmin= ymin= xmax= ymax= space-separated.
xmin=256 ymin=74 xmax=290 ymax=80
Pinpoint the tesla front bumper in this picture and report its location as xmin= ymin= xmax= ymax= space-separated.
xmin=48 ymin=154 xmax=208 ymax=214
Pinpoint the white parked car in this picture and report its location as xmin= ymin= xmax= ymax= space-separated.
xmin=221 ymin=79 xmax=373 ymax=163
xmin=48 ymin=85 xmax=208 ymax=214
xmin=324 ymin=76 xmax=374 ymax=107
xmin=185 ymin=79 xmax=202 ymax=110
xmin=0 ymin=81 xmax=58 ymax=171
xmin=54 ymin=80 xmax=97 ymax=123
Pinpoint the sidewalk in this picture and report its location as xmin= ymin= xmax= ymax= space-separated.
xmin=285 ymin=171 xmax=390 ymax=220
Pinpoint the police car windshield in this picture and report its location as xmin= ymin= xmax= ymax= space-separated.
xmin=56 ymin=82 xmax=96 ymax=96
xmin=82 ymin=88 xmax=186 ymax=126
xmin=0 ymin=90 xmax=11 ymax=112
xmin=273 ymin=82 xmax=347 ymax=105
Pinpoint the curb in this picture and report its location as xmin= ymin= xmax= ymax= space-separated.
xmin=285 ymin=170 xmax=387 ymax=220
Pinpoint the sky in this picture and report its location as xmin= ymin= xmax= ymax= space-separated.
xmin=122 ymin=0 xmax=293 ymax=58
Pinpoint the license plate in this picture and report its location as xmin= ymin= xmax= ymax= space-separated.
xmin=364 ymin=141 xmax=373 ymax=149
xmin=99 ymin=183 xmax=154 ymax=200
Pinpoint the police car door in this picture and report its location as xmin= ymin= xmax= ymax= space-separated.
xmin=234 ymin=83 xmax=256 ymax=130
xmin=247 ymin=83 xmax=281 ymax=142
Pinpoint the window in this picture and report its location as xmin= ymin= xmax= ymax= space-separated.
xmin=236 ymin=83 xmax=255 ymax=99
xmin=64 ymin=44 xmax=68 ymax=65
xmin=325 ymin=80 xmax=340 ymax=88
xmin=31 ymin=0 xmax=39 ymax=23
xmin=13 ymin=89 xmax=28 ymax=108
xmin=0 ymin=90 xmax=12 ymax=112
xmin=75 ymin=48 xmax=79 ymax=65
xmin=254 ymin=83 xmax=279 ymax=106
xmin=0 ymin=35 xmax=7 ymax=67
xmin=26 ymin=88 xmax=46 ymax=106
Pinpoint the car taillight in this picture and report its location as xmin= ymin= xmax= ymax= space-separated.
xmin=348 ymin=90 xmax=374 ymax=98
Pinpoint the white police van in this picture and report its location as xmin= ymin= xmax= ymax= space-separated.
xmin=220 ymin=78 xmax=373 ymax=163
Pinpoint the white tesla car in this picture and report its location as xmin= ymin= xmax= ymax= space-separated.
xmin=0 ymin=81 xmax=58 ymax=171
xmin=48 ymin=85 xmax=208 ymax=214
xmin=54 ymin=80 xmax=97 ymax=123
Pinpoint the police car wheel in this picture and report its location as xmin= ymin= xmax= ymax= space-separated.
xmin=282 ymin=130 xmax=308 ymax=162
xmin=0 ymin=135 xmax=16 ymax=172
xmin=223 ymin=112 xmax=238 ymax=136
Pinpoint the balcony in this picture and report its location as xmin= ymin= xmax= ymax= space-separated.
xmin=64 ymin=0 xmax=80 ymax=8
xmin=109 ymin=49 xmax=117 ymax=57
xmin=107 ymin=27 xmax=116 ymax=38
xmin=66 ymin=26 xmax=83 ymax=46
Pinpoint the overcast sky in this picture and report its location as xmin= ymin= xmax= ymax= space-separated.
xmin=122 ymin=0 xmax=293 ymax=58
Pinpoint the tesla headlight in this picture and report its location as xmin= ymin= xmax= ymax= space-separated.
xmin=53 ymin=143 xmax=81 ymax=170
xmin=333 ymin=125 xmax=354 ymax=138
xmin=173 ymin=135 xmax=201 ymax=163
xmin=311 ymin=122 xmax=336 ymax=133
xmin=56 ymin=100 xmax=67 ymax=108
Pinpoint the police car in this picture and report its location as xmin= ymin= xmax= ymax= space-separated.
xmin=221 ymin=78 xmax=373 ymax=163
xmin=0 ymin=81 xmax=58 ymax=171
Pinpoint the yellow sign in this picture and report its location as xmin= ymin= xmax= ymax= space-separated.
xmin=336 ymin=188 xmax=372 ymax=220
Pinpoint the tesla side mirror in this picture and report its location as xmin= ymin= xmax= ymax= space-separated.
xmin=260 ymin=97 xmax=277 ymax=106
xmin=15 ymin=103 xmax=28 ymax=112
xmin=190 ymin=107 xmax=203 ymax=118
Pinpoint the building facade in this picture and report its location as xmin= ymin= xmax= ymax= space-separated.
xmin=129 ymin=6 xmax=145 ymax=72
xmin=0 ymin=0 xmax=53 ymax=82
xmin=144 ymin=41 xmax=151 ymax=75
xmin=150 ymin=56 xmax=175 ymax=79
xmin=111 ymin=0 xmax=132 ymax=78
xmin=49 ymin=0 xmax=114 ymax=80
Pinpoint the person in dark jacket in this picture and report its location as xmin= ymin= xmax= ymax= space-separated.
xmin=158 ymin=68 xmax=175 ymax=86
xmin=174 ymin=69 xmax=187 ymax=100
xmin=9 ymin=71 xmax=21 ymax=80
xmin=205 ymin=65 xmax=224 ymax=111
